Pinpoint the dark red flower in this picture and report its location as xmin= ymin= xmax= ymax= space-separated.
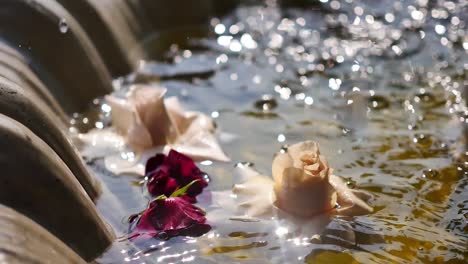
xmin=130 ymin=197 xmax=211 ymax=240
xmin=146 ymin=150 xmax=208 ymax=201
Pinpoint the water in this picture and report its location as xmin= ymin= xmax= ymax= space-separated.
xmin=74 ymin=1 xmax=467 ymax=263
xmin=59 ymin=18 xmax=69 ymax=34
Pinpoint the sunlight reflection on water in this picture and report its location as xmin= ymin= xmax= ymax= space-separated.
xmin=77 ymin=0 xmax=468 ymax=263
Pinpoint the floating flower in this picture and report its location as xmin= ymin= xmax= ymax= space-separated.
xmin=106 ymin=85 xmax=229 ymax=162
xmin=231 ymin=141 xmax=373 ymax=218
xmin=272 ymin=141 xmax=337 ymax=217
xmin=107 ymin=86 xmax=175 ymax=151
xmin=146 ymin=150 xmax=208 ymax=202
xmin=129 ymin=195 xmax=211 ymax=241
xmin=76 ymin=84 xmax=231 ymax=176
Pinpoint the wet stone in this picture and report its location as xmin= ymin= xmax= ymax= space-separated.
xmin=0 ymin=204 xmax=86 ymax=264
xmin=0 ymin=114 xmax=114 ymax=261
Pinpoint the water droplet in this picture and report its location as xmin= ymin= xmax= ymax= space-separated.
xmin=329 ymin=78 xmax=342 ymax=90
xmin=235 ymin=162 xmax=254 ymax=168
xmin=214 ymin=24 xmax=226 ymax=34
xmin=59 ymin=18 xmax=68 ymax=33
xmin=422 ymin=169 xmax=439 ymax=179
xmin=310 ymin=234 xmax=321 ymax=243
xmin=211 ymin=111 xmax=220 ymax=118
xmin=202 ymin=174 xmax=211 ymax=183
xmin=254 ymin=95 xmax=278 ymax=110
xmin=342 ymin=127 xmax=352 ymax=135
xmin=280 ymin=144 xmax=289 ymax=153
xmin=414 ymin=91 xmax=439 ymax=108
xmin=368 ymin=95 xmax=390 ymax=110
xmin=413 ymin=133 xmax=434 ymax=148
xmin=346 ymin=180 xmax=356 ymax=189
xmin=435 ymin=24 xmax=446 ymax=35
xmin=304 ymin=96 xmax=314 ymax=105
xmin=157 ymin=232 xmax=169 ymax=240
xmin=277 ymin=134 xmax=286 ymax=142
xmin=95 ymin=122 xmax=104 ymax=129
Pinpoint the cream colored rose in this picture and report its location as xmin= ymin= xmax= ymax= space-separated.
xmin=74 ymin=85 xmax=230 ymax=176
xmin=106 ymin=86 xmax=175 ymax=151
xmin=272 ymin=141 xmax=337 ymax=217
xmin=227 ymin=140 xmax=372 ymax=218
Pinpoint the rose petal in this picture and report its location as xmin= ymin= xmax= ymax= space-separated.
xmin=174 ymin=114 xmax=230 ymax=162
xmin=288 ymin=141 xmax=320 ymax=168
xmin=105 ymin=95 xmax=134 ymax=135
xmin=165 ymin=150 xmax=208 ymax=197
xmin=145 ymin=153 xmax=166 ymax=175
xmin=233 ymin=175 xmax=275 ymax=217
xmin=130 ymin=86 xmax=176 ymax=146
xmin=126 ymin=113 xmax=154 ymax=151
xmin=180 ymin=194 xmax=197 ymax=204
xmin=147 ymin=170 xmax=178 ymax=197
xmin=272 ymin=152 xmax=293 ymax=183
xmin=329 ymin=175 xmax=373 ymax=216
xmin=165 ymin=96 xmax=198 ymax=136
xmin=146 ymin=150 xmax=208 ymax=200
xmin=106 ymin=85 xmax=229 ymax=162
xmin=271 ymin=141 xmax=339 ymax=217
xmin=131 ymin=197 xmax=210 ymax=240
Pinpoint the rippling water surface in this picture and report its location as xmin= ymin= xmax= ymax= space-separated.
xmin=73 ymin=0 xmax=467 ymax=263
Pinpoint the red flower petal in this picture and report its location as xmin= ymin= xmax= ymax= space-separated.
xmin=146 ymin=150 xmax=208 ymax=201
xmin=130 ymin=197 xmax=210 ymax=240
xmin=147 ymin=170 xmax=178 ymax=197
xmin=145 ymin=153 xmax=166 ymax=175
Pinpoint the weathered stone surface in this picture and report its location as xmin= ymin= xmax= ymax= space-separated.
xmin=54 ymin=0 xmax=147 ymax=76
xmin=0 ymin=76 xmax=100 ymax=201
xmin=0 ymin=114 xmax=114 ymax=261
xmin=0 ymin=204 xmax=86 ymax=264
xmin=0 ymin=41 xmax=67 ymax=123
xmin=0 ymin=0 xmax=113 ymax=113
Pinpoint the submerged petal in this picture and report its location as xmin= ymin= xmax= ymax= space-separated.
xmin=131 ymin=197 xmax=210 ymax=240
xmin=231 ymin=166 xmax=275 ymax=217
xmin=329 ymin=175 xmax=373 ymax=216
xmin=175 ymin=114 xmax=230 ymax=162
xmin=173 ymin=136 xmax=230 ymax=162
